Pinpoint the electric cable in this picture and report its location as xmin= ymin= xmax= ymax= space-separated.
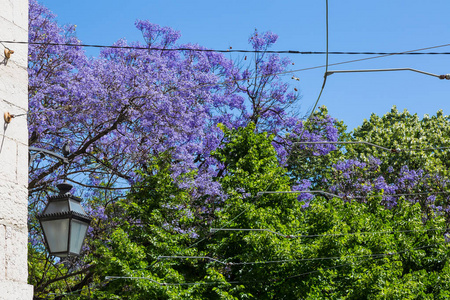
xmin=156 ymin=243 xmax=443 ymax=266
xmin=177 ymin=186 xmax=266 ymax=253
xmin=105 ymin=276 xmax=159 ymax=284
xmin=209 ymin=227 xmax=446 ymax=239
xmin=113 ymin=243 xmax=445 ymax=286
xmin=3 ymin=40 xmax=450 ymax=55
xmin=282 ymin=243 xmax=446 ymax=282
xmin=100 ymin=258 xmax=374 ymax=286
xmin=9 ymin=40 xmax=450 ymax=119
xmin=103 ymin=259 xmax=367 ymax=286
xmin=282 ymin=257 xmax=379 ymax=282
xmin=0 ymin=41 xmax=12 ymax=50
xmin=292 ymin=141 xmax=450 ymax=152
xmin=105 ymin=275 xmax=241 ymax=286
xmin=257 ymin=190 xmax=339 ymax=198
xmin=296 ymin=0 xmax=329 ymax=143
xmin=256 ymin=190 xmax=450 ymax=199
xmin=326 ymin=68 xmax=450 ymax=79
xmin=46 ymin=280 xmax=110 ymax=298
xmin=156 ymin=183 xmax=273 ymax=272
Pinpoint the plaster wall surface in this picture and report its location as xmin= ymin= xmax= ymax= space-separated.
xmin=0 ymin=0 xmax=34 ymax=298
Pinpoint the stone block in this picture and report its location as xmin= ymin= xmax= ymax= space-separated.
xmin=0 ymin=225 xmax=5 ymax=278
xmin=0 ymin=2 xmax=14 ymax=24
xmin=0 ymin=100 xmax=28 ymax=145
xmin=0 ymin=136 xmax=17 ymax=183
xmin=10 ymin=0 xmax=29 ymax=31
xmin=16 ymin=143 xmax=28 ymax=187
xmin=0 ymin=63 xmax=28 ymax=110
xmin=0 ymin=281 xmax=33 ymax=300
xmin=5 ymin=225 xmax=28 ymax=282
xmin=2 ymin=44 xmax=29 ymax=72
xmin=0 ymin=182 xmax=28 ymax=228
xmin=0 ymin=16 xmax=28 ymax=43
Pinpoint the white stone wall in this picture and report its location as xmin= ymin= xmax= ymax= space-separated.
xmin=0 ymin=0 xmax=34 ymax=298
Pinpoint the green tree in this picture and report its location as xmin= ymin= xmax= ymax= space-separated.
xmin=287 ymin=106 xmax=350 ymax=190
xmin=33 ymin=121 xmax=450 ymax=299
xmin=348 ymin=106 xmax=450 ymax=176
xmin=85 ymin=155 xmax=231 ymax=299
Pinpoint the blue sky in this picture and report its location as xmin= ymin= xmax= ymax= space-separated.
xmin=39 ymin=0 xmax=450 ymax=130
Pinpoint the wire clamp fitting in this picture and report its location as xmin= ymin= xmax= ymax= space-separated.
xmin=4 ymin=48 xmax=14 ymax=59
xmin=3 ymin=112 xmax=14 ymax=124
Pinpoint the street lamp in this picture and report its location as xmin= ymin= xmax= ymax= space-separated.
xmin=38 ymin=182 xmax=91 ymax=257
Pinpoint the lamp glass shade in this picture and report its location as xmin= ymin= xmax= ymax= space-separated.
xmin=69 ymin=199 xmax=88 ymax=214
xmin=39 ymin=182 xmax=91 ymax=257
xmin=69 ymin=219 xmax=89 ymax=254
xmin=43 ymin=201 xmax=69 ymax=214
xmin=41 ymin=218 xmax=70 ymax=255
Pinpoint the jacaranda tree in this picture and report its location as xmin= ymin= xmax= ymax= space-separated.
xmin=27 ymin=0 xmax=339 ymax=298
xmin=29 ymin=1 xmax=450 ymax=298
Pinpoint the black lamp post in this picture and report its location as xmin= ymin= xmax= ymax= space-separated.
xmin=38 ymin=182 xmax=91 ymax=257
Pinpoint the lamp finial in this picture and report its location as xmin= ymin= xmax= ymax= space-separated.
xmin=57 ymin=182 xmax=73 ymax=195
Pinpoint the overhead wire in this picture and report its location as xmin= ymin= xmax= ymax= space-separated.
xmin=157 ymin=243 xmax=438 ymax=265
xmin=99 ymin=258 xmax=368 ymax=286
xmin=292 ymin=141 xmax=450 ymax=152
xmin=103 ymin=260 xmax=364 ymax=286
xmin=0 ymin=41 xmax=12 ymax=50
xmin=175 ymin=185 xmax=266 ymax=253
xmin=46 ymin=280 xmax=111 ymax=298
xmin=256 ymin=190 xmax=450 ymax=199
xmin=258 ymin=190 xmax=339 ymax=198
xmin=8 ymin=41 xmax=450 ymax=118
xmin=208 ymin=227 xmax=446 ymax=239
xmin=153 ymin=183 xmax=272 ymax=273
xmin=112 ymin=243 xmax=445 ymax=286
xmin=105 ymin=276 xmax=242 ymax=286
xmin=3 ymin=39 xmax=450 ymax=55
xmin=308 ymin=0 xmax=329 ymax=124
xmin=282 ymin=257 xmax=378 ymax=282
xmin=282 ymin=243 xmax=445 ymax=282
xmin=284 ymin=0 xmax=329 ymax=167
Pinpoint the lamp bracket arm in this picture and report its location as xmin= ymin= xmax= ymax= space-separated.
xmin=29 ymin=146 xmax=69 ymax=165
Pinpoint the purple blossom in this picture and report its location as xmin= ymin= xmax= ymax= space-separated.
xmin=249 ymin=29 xmax=278 ymax=51
xmin=292 ymin=180 xmax=314 ymax=205
xmin=445 ymin=233 xmax=450 ymax=243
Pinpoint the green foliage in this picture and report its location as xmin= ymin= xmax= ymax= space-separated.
xmin=214 ymin=122 xmax=291 ymax=195
xmin=287 ymin=106 xmax=350 ymax=189
xmin=85 ymin=158 xmax=212 ymax=299
xmin=348 ymin=106 xmax=450 ymax=176
xmin=298 ymin=197 xmax=449 ymax=299
xmin=211 ymin=123 xmax=300 ymax=298
xmin=30 ymin=120 xmax=450 ymax=299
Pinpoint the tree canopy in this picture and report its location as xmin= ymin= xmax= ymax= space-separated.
xmin=27 ymin=1 xmax=450 ymax=299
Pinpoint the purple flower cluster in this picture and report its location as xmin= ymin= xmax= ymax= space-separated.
xmin=248 ymin=29 xmax=278 ymax=51
xmin=27 ymin=0 xmax=349 ymax=258
xmin=292 ymin=180 xmax=314 ymax=208
xmin=329 ymin=157 xmax=450 ymax=212
xmin=281 ymin=110 xmax=340 ymax=165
